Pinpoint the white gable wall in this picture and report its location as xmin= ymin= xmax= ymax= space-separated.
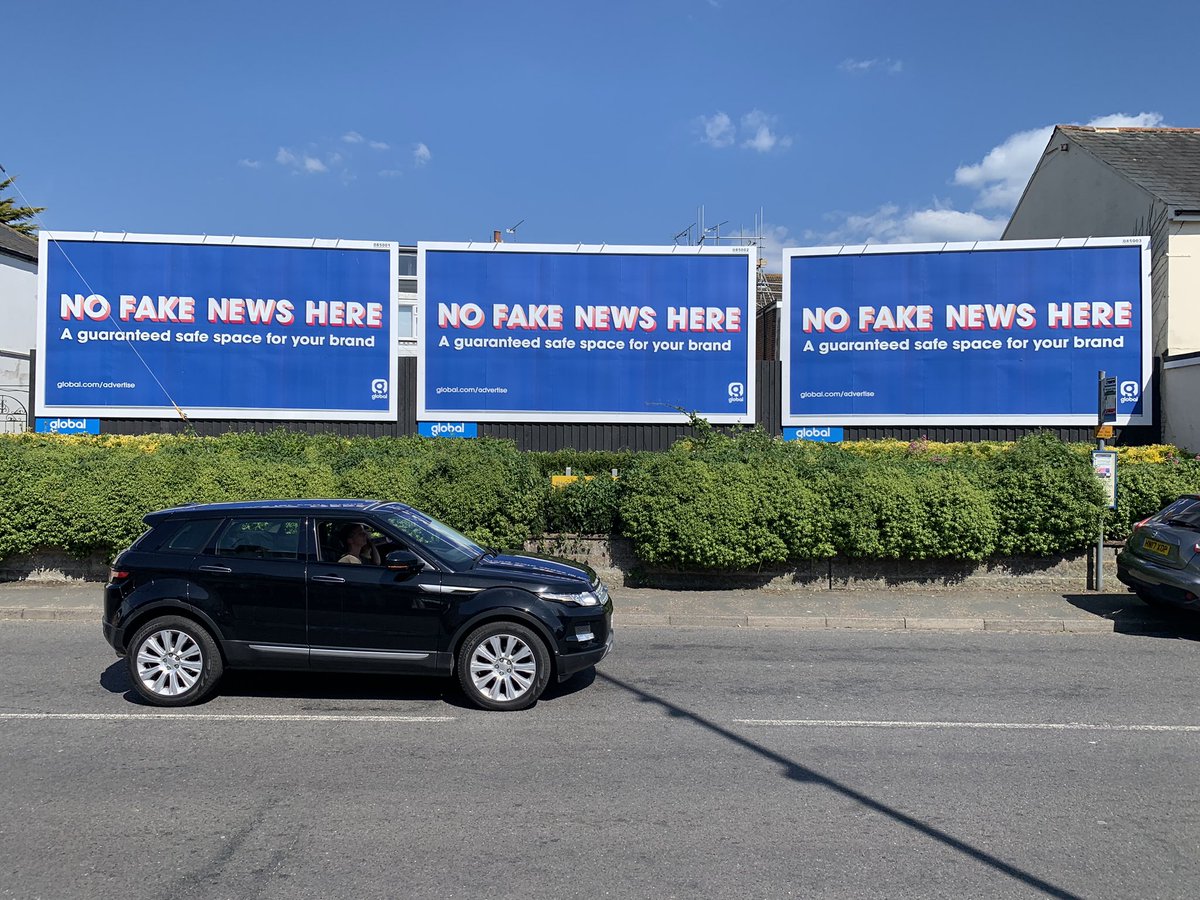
xmin=0 ymin=251 xmax=37 ymax=354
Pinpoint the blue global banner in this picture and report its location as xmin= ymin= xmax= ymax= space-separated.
xmin=782 ymin=239 xmax=1151 ymax=425
xmin=418 ymin=421 xmax=479 ymax=438
xmin=35 ymin=417 xmax=100 ymax=435
xmin=419 ymin=243 xmax=756 ymax=423
xmin=36 ymin=233 xmax=398 ymax=421
xmin=783 ymin=426 xmax=844 ymax=442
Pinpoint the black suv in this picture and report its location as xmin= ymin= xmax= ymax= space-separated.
xmin=103 ymin=500 xmax=613 ymax=711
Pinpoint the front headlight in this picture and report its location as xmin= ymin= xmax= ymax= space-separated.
xmin=540 ymin=590 xmax=601 ymax=607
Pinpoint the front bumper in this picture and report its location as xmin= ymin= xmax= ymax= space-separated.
xmin=554 ymin=597 xmax=614 ymax=681
xmin=557 ymin=630 xmax=613 ymax=681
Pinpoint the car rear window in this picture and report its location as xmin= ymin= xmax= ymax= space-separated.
xmin=141 ymin=518 xmax=222 ymax=553
xmin=1156 ymin=498 xmax=1200 ymax=529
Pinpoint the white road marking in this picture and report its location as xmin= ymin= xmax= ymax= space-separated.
xmin=734 ymin=718 xmax=1200 ymax=732
xmin=0 ymin=712 xmax=454 ymax=723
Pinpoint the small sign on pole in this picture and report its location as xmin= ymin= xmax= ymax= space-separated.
xmin=1091 ymin=449 xmax=1118 ymax=510
xmin=1100 ymin=376 xmax=1118 ymax=424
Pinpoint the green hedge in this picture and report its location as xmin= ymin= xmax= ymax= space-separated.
xmin=0 ymin=433 xmax=543 ymax=561
xmin=2 ymin=429 xmax=1195 ymax=571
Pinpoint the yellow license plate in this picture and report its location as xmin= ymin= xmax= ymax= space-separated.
xmin=1144 ymin=538 xmax=1173 ymax=557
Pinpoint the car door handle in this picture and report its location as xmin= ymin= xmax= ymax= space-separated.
xmin=197 ymin=565 xmax=232 ymax=574
xmin=311 ymin=575 xmax=346 ymax=584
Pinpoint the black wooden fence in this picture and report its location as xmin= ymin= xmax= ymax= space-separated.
xmin=80 ymin=357 xmax=1116 ymax=450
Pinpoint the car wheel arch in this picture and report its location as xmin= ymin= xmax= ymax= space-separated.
xmin=119 ymin=600 xmax=226 ymax=661
xmin=449 ymin=607 xmax=558 ymax=677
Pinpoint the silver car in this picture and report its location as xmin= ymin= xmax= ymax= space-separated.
xmin=1117 ymin=495 xmax=1200 ymax=613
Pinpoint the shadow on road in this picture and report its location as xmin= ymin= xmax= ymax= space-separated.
xmin=1062 ymin=593 xmax=1200 ymax=641
xmin=100 ymin=659 xmax=596 ymax=709
xmin=597 ymin=670 xmax=1084 ymax=900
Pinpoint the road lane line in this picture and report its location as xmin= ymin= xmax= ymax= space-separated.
xmin=0 ymin=712 xmax=455 ymax=723
xmin=735 ymin=718 xmax=1200 ymax=732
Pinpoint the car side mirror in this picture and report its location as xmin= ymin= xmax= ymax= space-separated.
xmin=385 ymin=550 xmax=424 ymax=577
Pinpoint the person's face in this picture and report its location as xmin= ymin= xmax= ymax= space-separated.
xmin=347 ymin=524 xmax=368 ymax=549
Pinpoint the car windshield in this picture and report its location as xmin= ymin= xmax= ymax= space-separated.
xmin=376 ymin=505 xmax=485 ymax=567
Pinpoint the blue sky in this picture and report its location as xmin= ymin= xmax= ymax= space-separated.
xmin=5 ymin=1 xmax=1199 ymax=266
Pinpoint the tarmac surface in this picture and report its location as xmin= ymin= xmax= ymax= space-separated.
xmin=2 ymin=579 xmax=1196 ymax=635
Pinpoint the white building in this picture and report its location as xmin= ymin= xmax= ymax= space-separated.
xmin=1004 ymin=125 xmax=1200 ymax=450
xmin=0 ymin=223 xmax=37 ymax=431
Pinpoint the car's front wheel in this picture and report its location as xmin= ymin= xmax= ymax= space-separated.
xmin=458 ymin=622 xmax=550 ymax=711
xmin=126 ymin=616 xmax=223 ymax=706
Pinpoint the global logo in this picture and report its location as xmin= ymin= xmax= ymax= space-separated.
xmin=49 ymin=419 xmax=88 ymax=432
xmin=727 ymin=382 xmax=745 ymax=404
xmin=370 ymin=378 xmax=389 ymax=401
xmin=1119 ymin=380 xmax=1139 ymax=404
xmin=783 ymin=426 xmax=845 ymax=443
xmin=418 ymin=421 xmax=479 ymax=439
xmin=35 ymin=418 xmax=100 ymax=435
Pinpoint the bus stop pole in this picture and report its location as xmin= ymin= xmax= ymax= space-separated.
xmin=1096 ymin=370 xmax=1105 ymax=592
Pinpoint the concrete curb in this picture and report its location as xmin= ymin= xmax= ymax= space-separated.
xmin=614 ymin=612 xmax=1114 ymax=633
xmin=0 ymin=607 xmax=1118 ymax=634
xmin=0 ymin=607 xmax=97 ymax=621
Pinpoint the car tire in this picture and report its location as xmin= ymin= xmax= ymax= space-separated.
xmin=126 ymin=615 xmax=223 ymax=707
xmin=457 ymin=622 xmax=550 ymax=711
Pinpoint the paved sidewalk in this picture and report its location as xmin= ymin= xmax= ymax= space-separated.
xmin=0 ymin=579 xmax=1188 ymax=635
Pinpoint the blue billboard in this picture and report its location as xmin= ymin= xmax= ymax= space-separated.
xmin=418 ymin=243 xmax=756 ymax=423
xmin=36 ymin=233 xmax=398 ymax=420
xmin=782 ymin=239 xmax=1151 ymax=425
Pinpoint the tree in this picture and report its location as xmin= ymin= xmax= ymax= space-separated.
xmin=0 ymin=175 xmax=44 ymax=236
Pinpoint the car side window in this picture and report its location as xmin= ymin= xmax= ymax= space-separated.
xmin=213 ymin=518 xmax=303 ymax=561
xmin=161 ymin=519 xmax=222 ymax=553
xmin=318 ymin=520 xmax=390 ymax=565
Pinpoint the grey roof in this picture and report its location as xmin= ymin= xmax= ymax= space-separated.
xmin=0 ymin=223 xmax=37 ymax=262
xmin=1060 ymin=126 xmax=1200 ymax=211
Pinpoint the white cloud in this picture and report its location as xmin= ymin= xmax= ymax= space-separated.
xmin=698 ymin=110 xmax=791 ymax=152
xmin=815 ymin=110 xmax=1167 ymax=245
xmin=342 ymin=131 xmax=364 ymax=144
xmin=379 ymin=169 xmax=403 ymax=179
xmin=276 ymin=146 xmax=329 ymax=175
xmin=413 ymin=142 xmax=432 ymax=166
xmin=740 ymin=110 xmax=792 ymax=153
xmin=838 ymin=58 xmax=903 ymax=75
xmin=952 ymin=125 xmax=1054 ymax=210
xmin=699 ymin=112 xmax=735 ymax=148
xmin=369 ymin=140 xmax=390 ymax=151
xmin=237 ymin=158 xmax=261 ymax=169
xmin=1087 ymin=112 xmax=1164 ymax=128
xmin=812 ymin=203 xmax=1007 ymax=246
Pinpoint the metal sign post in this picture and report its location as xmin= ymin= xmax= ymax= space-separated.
xmin=1094 ymin=370 xmax=1114 ymax=591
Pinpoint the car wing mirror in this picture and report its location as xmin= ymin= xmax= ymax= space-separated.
xmin=385 ymin=550 xmax=424 ymax=577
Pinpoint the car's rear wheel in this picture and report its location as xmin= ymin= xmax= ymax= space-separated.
xmin=458 ymin=622 xmax=550 ymax=711
xmin=126 ymin=616 xmax=223 ymax=707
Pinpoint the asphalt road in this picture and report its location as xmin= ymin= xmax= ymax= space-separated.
xmin=1 ymin=621 xmax=1198 ymax=900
